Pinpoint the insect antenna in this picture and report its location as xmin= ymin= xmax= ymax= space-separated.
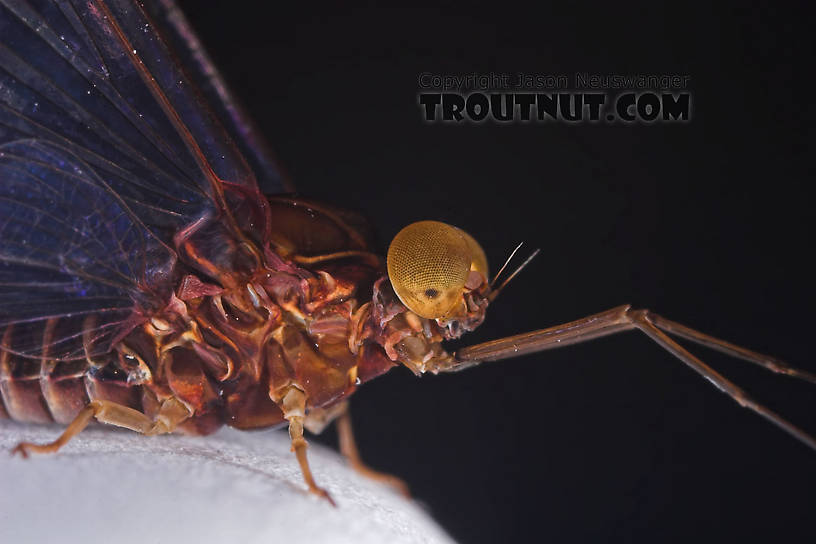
xmin=490 ymin=242 xmax=525 ymax=289
xmin=488 ymin=247 xmax=541 ymax=302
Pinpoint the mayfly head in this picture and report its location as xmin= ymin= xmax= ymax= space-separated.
xmin=367 ymin=221 xmax=486 ymax=374
xmin=387 ymin=221 xmax=489 ymax=319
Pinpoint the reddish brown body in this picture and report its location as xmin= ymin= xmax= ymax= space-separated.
xmin=0 ymin=196 xmax=485 ymax=436
xmin=0 ymin=197 xmax=385 ymax=434
xmin=4 ymin=0 xmax=812 ymax=516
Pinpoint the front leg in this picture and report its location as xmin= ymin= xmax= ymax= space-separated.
xmin=447 ymin=305 xmax=816 ymax=450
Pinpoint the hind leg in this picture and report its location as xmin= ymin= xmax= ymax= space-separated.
xmin=11 ymin=397 xmax=191 ymax=457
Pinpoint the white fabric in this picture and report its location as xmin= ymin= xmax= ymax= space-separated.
xmin=0 ymin=420 xmax=454 ymax=544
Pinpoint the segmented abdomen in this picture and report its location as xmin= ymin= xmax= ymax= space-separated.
xmin=0 ymin=323 xmax=141 ymax=425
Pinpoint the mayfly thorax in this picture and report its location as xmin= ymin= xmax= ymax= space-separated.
xmin=1 ymin=0 xmax=814 ymax=505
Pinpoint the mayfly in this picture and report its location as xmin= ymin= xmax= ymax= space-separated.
xmin=0 ymin=0 xmax=813 ymax=506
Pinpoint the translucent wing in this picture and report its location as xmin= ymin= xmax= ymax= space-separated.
xmin=0 ymin=0 xmax=284 ymax=360
xmin=0 ymin=140 xmax=174 ymax=360
xmin=142 ymin=0 xmax=292 ymax=195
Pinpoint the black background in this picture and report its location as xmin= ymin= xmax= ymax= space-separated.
xmin=179 ymin=3 xmax=814 ymax=543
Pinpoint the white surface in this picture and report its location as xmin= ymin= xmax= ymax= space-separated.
xmin=0 ymin=420 xmax=454 ymax=544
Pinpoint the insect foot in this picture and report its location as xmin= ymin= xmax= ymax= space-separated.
xmin=10 ymin=442 xmax=32 ymax=459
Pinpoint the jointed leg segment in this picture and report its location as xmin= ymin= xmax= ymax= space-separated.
xmin=282 ymin=387 xmax=336 ymax=506
xmin=299 ymin=400 xmax=410 ymax=497
xmin=336 ymin=402 xmax=410 ymax=496
xmin=630 ymin=310 xmax=816 ymax=450
xmin=11 ymin=397 xmax=191 ymax=457
xmin=452 ymin=305 xmax=816 ymax=451
xmin=647 ymin=313 xmax=816 ymax=384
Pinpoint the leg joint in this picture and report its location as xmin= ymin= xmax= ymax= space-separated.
xmin=626 ymin=307 xmax=652 ymax=323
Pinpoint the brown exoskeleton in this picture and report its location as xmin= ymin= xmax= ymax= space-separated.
xmin=6 ymin=205 xmax=816 ymax=504
xmin=1 ymin=0 xmax=814 ymax=508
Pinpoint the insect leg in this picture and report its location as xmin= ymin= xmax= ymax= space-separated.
xmin=647 ymin=313 xmax=816 ymax=384
xmin=451 ymin=305 xmax=636 ymax=368
xmin=292 ymin=250 xmax=381 ymax=268
xmin=628 ymin=310 xmax=816 ymax=450
xmin=448 ymin=305 xmax=816 ymax=451
xmin=281 ymin=387 xmax=336 ymax=506
xmin=144 ymin=397 xmax=194 ymax=436
xmin=10 ymin=397 xmax=192 ymax=457
xmin=335 ymin=402 xmax=410 ymax=497
xmin=11 ymin=400 xmax=151 ymax=457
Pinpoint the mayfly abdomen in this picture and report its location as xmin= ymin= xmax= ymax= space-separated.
xmin=0 ymin=322 xmax=144 ymax=425
xmin=0 ymin=347 xmax=53 ymax=424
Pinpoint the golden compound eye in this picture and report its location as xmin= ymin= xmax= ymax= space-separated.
xmin=455 ymin=227 xmax=488 ymax=279
xmin=387 ymin=221 xmax=486 ymax=319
